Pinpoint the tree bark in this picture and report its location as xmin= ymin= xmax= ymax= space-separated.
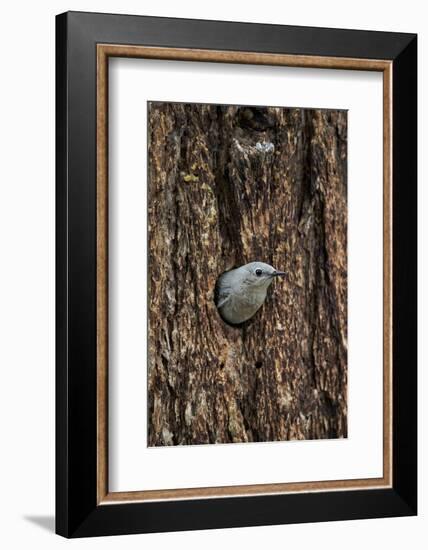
xmin=147 ymin=103 xmax=347 ymax=446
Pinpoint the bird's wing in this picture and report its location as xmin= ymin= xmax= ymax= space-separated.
xmin=216 ymin=292 xmax=231 ymax=309
xmin=215 ymin=275 xmax=233 ymax=309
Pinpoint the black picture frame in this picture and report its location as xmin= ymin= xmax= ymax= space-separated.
xmin=56 ymin=11 xmax=417 ymax=538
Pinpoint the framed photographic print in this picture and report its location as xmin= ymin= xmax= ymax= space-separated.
xmin=56 ymin=11 xmax=417 ymax=538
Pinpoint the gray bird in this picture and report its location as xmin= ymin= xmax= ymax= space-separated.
xmin=215 ymin=262 xmax=286 ymax=325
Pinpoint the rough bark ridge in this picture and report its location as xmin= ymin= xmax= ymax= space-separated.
xmin=148 ymin=103 xmax=347 ymax=446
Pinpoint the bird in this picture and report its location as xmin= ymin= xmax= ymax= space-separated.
xmin=215 ymin=262 xmax=286 ymax=325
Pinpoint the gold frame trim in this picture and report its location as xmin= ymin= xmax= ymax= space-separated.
xmin=96 ymin=44 xmax=393 ymax=505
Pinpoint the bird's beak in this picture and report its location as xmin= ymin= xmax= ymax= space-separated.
xmin=271 ymin=270 xmax=286 ymax=277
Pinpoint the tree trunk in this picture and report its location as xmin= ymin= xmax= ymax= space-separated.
xmin=148 ymin=102 xmax=347 ymax=446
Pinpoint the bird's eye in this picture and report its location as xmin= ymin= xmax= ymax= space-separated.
xmin=255 ymin=268 xmax=262 ymax=277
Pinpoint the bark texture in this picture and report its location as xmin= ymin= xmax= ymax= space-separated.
xmin=147 ymin=103 xmax=347 ymax=446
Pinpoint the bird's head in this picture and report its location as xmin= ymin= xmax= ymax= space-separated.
xmin=241 ymin=262 xmax=286 ymax=290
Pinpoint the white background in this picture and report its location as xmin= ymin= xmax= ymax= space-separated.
xmin=109 ymin=59 xmax=383 ymax=492
xmin=0 ymin=1 xmax=425 ymax=549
